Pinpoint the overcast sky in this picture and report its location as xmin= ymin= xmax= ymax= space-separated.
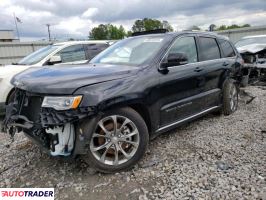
xmin=0 ymin=0 xmax=265 ymax=41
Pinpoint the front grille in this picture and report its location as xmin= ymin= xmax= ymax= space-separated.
xmin=21 ymin=96 xmax=43 ymax=123
xmin=15 ymin=89 xmax=43 ymax=123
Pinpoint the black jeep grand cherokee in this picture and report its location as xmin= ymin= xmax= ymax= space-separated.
xmin=3 ymin=31 xmax=242 ymax=173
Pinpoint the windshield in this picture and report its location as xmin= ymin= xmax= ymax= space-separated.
xmin=235 ymin=37 xmax=266 ymax=48
xmin=90 ymin=36 xmax=166 ymax=65
xmin=18 ymin=45 xmax=62 ymax=65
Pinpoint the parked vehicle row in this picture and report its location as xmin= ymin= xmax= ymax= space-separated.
xmin=0 ymin=40 xmax=112 ymax=114
xmin=2 ymin=31 xmax=242 ymax=173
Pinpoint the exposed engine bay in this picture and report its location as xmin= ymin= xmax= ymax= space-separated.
xmin=240 ymin=49 xmax=266 ymax=84
xmin=236 ymin=36 xmax=266 ymax=85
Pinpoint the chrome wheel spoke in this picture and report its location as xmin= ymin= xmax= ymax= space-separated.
xmin=123 ymin=129 xmax=138 ymax=138
xmin=98 ymin=121 xmax=111 ymax=136
xmin=92 ymin=133 xmax=109 ymax=138
xmin=100 ymin=143 xmax=112 ymax=162
xmin=120 ymin=139 xmax=138 ymax=147
xmin=119 ymin=118 xmax=130 ymax=132
xmin=91 ymin=141 xmax=111 ymax=152
xmin=117 ymin=143 xmax=131 ymax=159
xmin=113 ymin=144 xmax=119 ymax=165
xmin=229 ymin=85 xmax=237 ymax=111
xmin=111 ymin=115 xmax=118 ymax=134
xmin=230 ymin=101 xmax=234 ymax=110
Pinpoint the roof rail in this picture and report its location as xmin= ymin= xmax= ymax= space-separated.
xmin=132 ymin=29 xmax=168 ymax=36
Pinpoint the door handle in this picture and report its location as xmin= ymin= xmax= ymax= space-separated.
xmin=223 ymin=61 xmax=229 ymax=66
xmin=194 ymin=67 xmax=203 ymax=72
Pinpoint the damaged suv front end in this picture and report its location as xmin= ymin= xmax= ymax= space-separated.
xmin=2 ymin=62 xmax=137 ymax=157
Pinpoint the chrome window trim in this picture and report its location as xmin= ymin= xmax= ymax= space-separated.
xmin=158 ymin=35 xmax=237 ymax=71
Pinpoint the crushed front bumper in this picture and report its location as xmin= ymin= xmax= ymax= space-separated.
xmin=2 ymin=89 xmax=96 ymax=156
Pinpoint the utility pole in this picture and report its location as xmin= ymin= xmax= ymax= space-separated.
xmin=13 ymin=13 xmax=20 ymax=41
xmin=46 ymin=24 xmax=51 ymax=41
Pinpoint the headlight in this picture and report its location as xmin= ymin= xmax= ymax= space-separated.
xmin=42 ymin=96 xmax=82 ymax=110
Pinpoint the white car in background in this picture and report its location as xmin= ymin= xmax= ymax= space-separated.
xmin=0 ymin=40 xmax=112 ymax=114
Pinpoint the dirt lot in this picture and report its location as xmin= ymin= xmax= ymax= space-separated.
xmin=0 ymin=86 xmax=265 ymax=200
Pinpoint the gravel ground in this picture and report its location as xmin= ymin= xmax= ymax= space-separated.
xmin=0 ymin=85 xmax=265 ymax=200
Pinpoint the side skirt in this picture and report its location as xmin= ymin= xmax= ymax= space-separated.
xmin=153 ymin=105 xmax=221 ymax=137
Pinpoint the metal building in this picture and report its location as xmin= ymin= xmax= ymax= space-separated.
xmin=0 ymin=30 xmax=18 ymax=42
xmin=216 ymin=25 xmax=266 ymax=43
xmin=0 ymin=41 xmax=51 ymax=65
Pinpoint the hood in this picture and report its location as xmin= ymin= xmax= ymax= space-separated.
xmin=0 ymin=65 xmax=31 ymax=77
xmin=12 ymin=63 xmax=139 ymax=94
xmin=237 ymin=43 xmax=266 ymax=54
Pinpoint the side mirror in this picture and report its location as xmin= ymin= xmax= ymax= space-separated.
xmin=48 ymin=55 xmax=62 ymax=65
xmin=161 ymin=53 xmax=188 ymax=69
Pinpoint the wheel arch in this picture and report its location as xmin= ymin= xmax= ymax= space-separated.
xmin=219 ymin=69 xmax=239 ymax=90
xmin=97 ymin=99 xmax=153 ymax=134
xmin=5 ymin=87 xmax=15 ymax=105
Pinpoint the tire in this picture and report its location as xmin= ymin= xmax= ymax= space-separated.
xmin=241 ymin=75 xmax=249 ymax=87
xmin=223 ymin=79 xmax=238 ymax=115
xmin=80 ymin=107 xmax=149 ymax=173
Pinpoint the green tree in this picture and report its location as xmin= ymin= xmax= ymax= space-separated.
xmin=132 ymin=19 xmax=145 ymax=32
xmin=132 ymin=18 xmax=173 ymax=32
xmin=217 ymin=25 xmax=227 ymax=30
xmin=242 ymin=24 xmax=251 ymax=28
xmin=90 ymin=24 xmax=109 ymax=40
xmin=118 ymin=25 xmax=126 ymax=39
xmin=215 ymin=24 xmax=251 ymax=31
xmin=90 ymin=24 xmax=127 ymax=40
xmin=162 ymin=20 xmax=174 ymax=32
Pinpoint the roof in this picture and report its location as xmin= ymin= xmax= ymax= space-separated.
xmin=53 ymin=40 xmax=113 ymax=46
xmin=132 ymin=31 xmax=229 ymax=40
xmin=0 ymin=30 xmax=13 ymax=32
xmin=242 ymin=35 xmax=266 ymax=39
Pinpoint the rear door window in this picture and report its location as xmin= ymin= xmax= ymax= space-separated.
xmin=85 ymin=43 xmax=109 ymax=61
xmin=218 ymin=39 xmax=236 ymax=57
xmin=199 ymin=37 xmax=220 ymax=61
xmin=56 ymin=44 xmax=86 ymax=63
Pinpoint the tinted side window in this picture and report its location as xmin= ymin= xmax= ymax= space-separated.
xmin=168 ymin=36 xmax=198 ymax=63
xmin=85 ymin=44 xmax=109 ymax=60
xmin=56 ymin=44 xmax=86 ymax=63
xmin=199 ymin=37 xmax=220 ymax=61
xmin=218 ymin=39 xmax=236 ymax=57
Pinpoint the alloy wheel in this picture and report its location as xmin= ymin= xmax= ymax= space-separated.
xmin=90 ymin=115 xmax=140 ymax=166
